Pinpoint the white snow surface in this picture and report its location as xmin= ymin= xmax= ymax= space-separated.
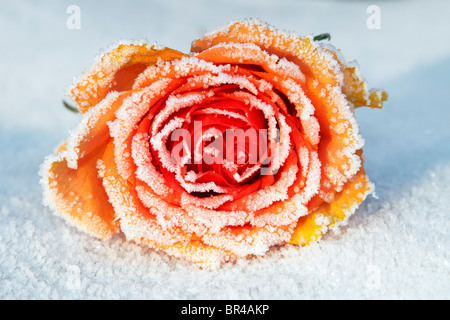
xmin=1 ymin=0 xmax=449 ymax=299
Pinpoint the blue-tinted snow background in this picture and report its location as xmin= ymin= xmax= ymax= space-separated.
xmin=0 ymin=0 xmax=449 ymax=299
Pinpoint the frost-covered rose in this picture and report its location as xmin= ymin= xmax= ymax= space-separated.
xmin=40 ymin=20 xmax=386 ymax=266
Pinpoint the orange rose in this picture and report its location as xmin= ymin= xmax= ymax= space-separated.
xmin=40 ymin=20 xmax=386 ymax=267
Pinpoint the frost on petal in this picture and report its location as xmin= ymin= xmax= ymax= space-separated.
xmin=108 ymin=78 xmax=183 ymax=180
xmin=201 ymin=223 xmax=296 ymax=258
xmin=39 ymin=146 xmax=119 ymax=239
xmin=278 ymin=77 xmax=320 ymax=146
xmin=131 ymin=132 xmax=172 ymax=198
xmin=306 ymin=79 xmax=364 ymax=193
xmin=135 ymin=183 xmax=250 ymax=236
xmin=228 ymin=151 xmax=298 ymax=213
xmin=315 ymin=42 xmax=387 ymax=109
xmin=65 ymin=91 xmax=123 ymax=169
xmin=133 ymin=56 xmax=230 ymax=89
xmin=290 ymin=164 xmax=374 ymax=245
xmin=70 ymin=42 xmax=187 ymax=113
xmin=227 ymin=91 xmax=291 ymax=173
xmin=137 ymin=238 xmax=235 ymax=268
xmin=192 ymin=19 xmax=342 ymax=87
xmin=242 ymin=149 xmax=321 ymax=228
xmin=98 ymin=142 xmax=191 ymax=245
xmin=196 ymin=42 xmax=305 ymax=84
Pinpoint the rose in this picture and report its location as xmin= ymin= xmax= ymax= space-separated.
xmin=40 ymin=20 xmax=386 ymax=266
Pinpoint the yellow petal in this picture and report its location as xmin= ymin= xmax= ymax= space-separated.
xmin=290 ymin=165 xmax=373 ymax=245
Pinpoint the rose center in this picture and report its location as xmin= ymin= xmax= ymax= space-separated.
xmin=166 ymin=98 xmax=269 ymax=188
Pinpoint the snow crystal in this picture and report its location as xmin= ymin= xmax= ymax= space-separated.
xmin=242 ymin=159 xmax=299 ymax=212
xmin=230 ymin=91 xmax=291 ymax=172
xmin=65 ymin=91 xmax=121 ymax=169
xmin=108 ymin=79 xmax=173 ymax=180
xmin=201 ymin=223 xmax=295 ymax=258
xmin=202 ymin=107 xmax=250 ymax=124
xmin=190 ymin=72 xmax=259 ymax=95
xmin=280 ymin=78 xmax=320 ymax=146
xmin=150 ymin=93 xmax=206 ymax=136
xmin=133 ymin=56 xmax=231 ymax=89
xmin=131 ymin=132 xmax=171 ymax=197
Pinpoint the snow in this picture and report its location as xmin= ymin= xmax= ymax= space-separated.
xmin=1 ymin=0 xmax=450 ymax=299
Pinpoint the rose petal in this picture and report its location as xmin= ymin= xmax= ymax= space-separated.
xmin=108 ymin=78 xmax=185 ymax=180
xmin=70 ymin=43 xmax=187 ymax=113
xmin=290 ymin=164 xmax=374 ymax=245
xmin=137 ymin=238 xmax=235 ymax=268
xmin=98 ymin=142 xmax=192 ymax=244
xmin=40 ymin=143 xmax=119 ymax=239
xmin=196 ymin=42 xmax=305 ymax=84
xmin=192 ymin=20 xmax=341 ymax=86
xmin=317 ymin=43 xmax=388 ymax=109
xmin=65 ymin=91 xmax=125 ymax=169
xmin=306 ymin=78 xmax=364 ymax=193
xmin=201 ymin=223 xmax=296 ymax=257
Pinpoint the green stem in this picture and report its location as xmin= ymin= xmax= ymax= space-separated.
xmin=63 ymin=100 xmax=79 ymax=113
xmin=313 ymin=33 xmax=331 ymax=41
